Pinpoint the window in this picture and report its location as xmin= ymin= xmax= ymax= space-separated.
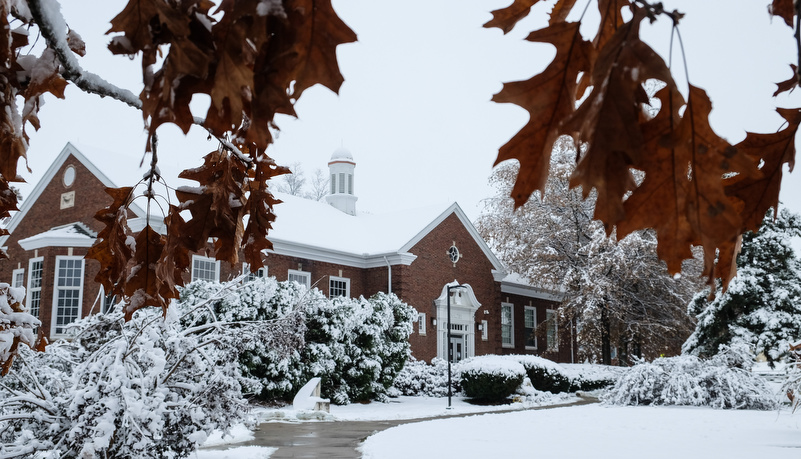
xmin=348 ymin=174 xmax=353 ymax=194
xmin=191 ymin=255 xmax=220 ymax=283
xmin=418 ymin=313 xmax=427 ymax=335
xmin=501 ymin=302 xmax=513 ymax=348
xmin=330 ymin=174 xmax=336 ymax=194
xmin=329 ymin=276 xmax=350 ymax=298
xmin=546 ymin=309 xmax=558 ymax=351
xmin=481 ymin=319 xmax=488 ymax=341
xmin=52 ymin=256 xmax=84 ymax=336
xmin=102 ymin=288 xmax=117 ymax=314
xmin=524 ymin=306 xmax=537 ymax=349
xmin=11 ymin=268 xmax=24 ymax=288
xmin=27 ymin=258 xmax=43 ymax=318
xmin=242 ymin=262 xmax=267 ymax=282
xmin=288 ymin=269 xmax=311 ymax=289
xmin=338 ymin=173 xmax=345 ymax=193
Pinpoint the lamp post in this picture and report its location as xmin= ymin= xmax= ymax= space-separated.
xmin=447 ymin=283 xmax=467 ymax=409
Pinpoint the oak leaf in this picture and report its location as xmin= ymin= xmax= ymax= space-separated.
xmin=86 ymin=187 xmax=134 ymax=296
xmin=484 ymin=0 xmax=541 ymax=34
xmin=770 ymin=0 xmax=795 ymax=27
xmin=564 ymin=7 xmax=675 ymax=228
xmin=492 ymin=21 xmax=594 ymax=206
xmin=549 ymin=0 xmax=577 ymax=25
xmin=725 ymin=107 xmax=800 ymax=232
xmin=124 ymin=225 xmax=169 ymax=320
xmin=773 ymin=64 xmax=797 ymax=97
xmin=287 ymin=0 xmax=358 ymax=99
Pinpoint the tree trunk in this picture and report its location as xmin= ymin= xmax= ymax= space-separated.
xmin=601 ymin=307 xmax=612 ymax=365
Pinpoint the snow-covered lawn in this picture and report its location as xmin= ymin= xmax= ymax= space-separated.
xmin=360 ymin=404 xmax=801 ymax=459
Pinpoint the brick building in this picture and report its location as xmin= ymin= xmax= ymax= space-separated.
xmin=0 ymin=143 xmax=577 ymax=363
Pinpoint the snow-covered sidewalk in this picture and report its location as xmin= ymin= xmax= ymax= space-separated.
xmin=360 ymin=404 xmax=801 ymax=459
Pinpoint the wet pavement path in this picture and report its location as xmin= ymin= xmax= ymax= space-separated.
xmin=202 ymin=396 xmax=597 ymax=458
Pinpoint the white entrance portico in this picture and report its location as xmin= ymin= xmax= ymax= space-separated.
xmin=435 ymin=281 xmax=482 ymax=363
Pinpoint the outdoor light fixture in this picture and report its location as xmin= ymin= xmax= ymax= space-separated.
xmin=447 ymin=283 xmax=467 ymax=410
xmin=431 ymin=318 xmax=437 ymax=326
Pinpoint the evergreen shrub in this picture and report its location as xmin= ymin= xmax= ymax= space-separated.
xmin=459 ymin=358 xmax=525 ymax=402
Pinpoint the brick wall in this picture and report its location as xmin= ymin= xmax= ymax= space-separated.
xmin=0 ymin=156 xmax=111 ymax=337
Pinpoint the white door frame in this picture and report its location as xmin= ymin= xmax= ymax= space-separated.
xmin=435 ymin=281 xmax=482 ymax=361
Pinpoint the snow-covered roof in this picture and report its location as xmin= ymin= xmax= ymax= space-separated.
xmin=269 ymin=192 xmax=506 ymax=270
xmin=500 ymin=272 xmax=564 ymax=301
xmin=329 ymin=147 xmax=354 ymax=163
xmin=18 ymin=222 xmax=97 ymax=250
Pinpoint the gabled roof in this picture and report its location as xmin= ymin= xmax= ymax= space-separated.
xmin=2 ymin=143 xmax=508 ymax=276
xmin=0 ymin=142 xmax=149 ymax=247
xmin=268 ymin=192 xmax=507 ymax=271
xmin=18 ymin=222 xmax=97 ymax=251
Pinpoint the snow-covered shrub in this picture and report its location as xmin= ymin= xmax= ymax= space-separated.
xmin=389 ymin=357 xmax=460 ymax=397
xmin=782 ymin=340 xmax=801 ymax=411
xmin=603 ymin=348 xmax=777 ymax=410
xmin=517 ymin=356 xmax=573 ymax=393
xmin=0 ymin=283 xmax=303 ymax=459
xmin=459 ymin=357 xmax=526 ymax=402
xmin=0 ymin=283 xmax=41 ymax=374
xmin=180 ymin=278 xmax=417 ymax=404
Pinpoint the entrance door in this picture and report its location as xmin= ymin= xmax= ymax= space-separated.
xmin=448 ymin=335 xmax=464 ymax=363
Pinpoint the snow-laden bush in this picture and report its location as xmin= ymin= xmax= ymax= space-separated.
xmin=0 ymin=283 xmax=303 ymax=459
xmin=782 ymin=340 xmax=801 ymax=411
xmin=603 ymin=345 xmax=777 ymax=410
xmin=389 ymin=357 xmax=460 ymax=397
xmin=459 ymin=356 xmax=526 ymax=402
xmin=180 ymin=277 xmax=417 ymax=405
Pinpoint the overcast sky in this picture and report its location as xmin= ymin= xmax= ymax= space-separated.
xmin=20 ymin=0 xmax=801 ymax=237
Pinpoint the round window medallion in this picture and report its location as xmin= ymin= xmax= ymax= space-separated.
xmin=63 ymin=165 xmax=76 ymax=187
xmin=447 ymin=245 xmax=460 ymax=264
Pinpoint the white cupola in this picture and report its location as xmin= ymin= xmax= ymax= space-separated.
xmin=325 ymin=147 xmax=358 ymax=215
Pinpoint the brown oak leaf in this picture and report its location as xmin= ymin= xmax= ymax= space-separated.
xmin=124 ymin=225 xmax=170 ymax=319
xmin=725 ymin=107 xmax=800 ymax=232
xmin=493 ymin=21 xmax=594 ymax=206
xmin=86 ymin=187 xmax=134 ymax=296
xmin=563 ymin=7 xmax=675 ymax=228
xmin=774 ymin=64 xmax=797 ymax=97
xmin=549 ymin=0 xmax=577 ymax=25
xmin=770 ymin=0 xmax=795 ymax=27
xmin=484 ymin=0 xmax=541 ymax=34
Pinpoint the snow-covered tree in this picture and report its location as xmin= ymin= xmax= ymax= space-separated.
xmin=180 ymin=277 xmax=417 ymax=405
xmin=277 ymin=162 xmax=308 ymax=196
xmin=477 ymin=139 xmax=702 ymax=364
xmin=307 ymin=168 xmax=331 ymax=202
xmin=683 ymin=208 xmax=801 ymax=367
xmin=0 ymin=281 xmax=303 ymax=459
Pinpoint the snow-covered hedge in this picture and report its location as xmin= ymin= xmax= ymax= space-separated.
xmin=603 ymin=345 xmax=777 ymax=410
xmin=0 ymin=283 xmax=302 ymax=459
xmin=459 ymin=356 xmax=526 ymax=402
xmin=389 ymin=357 xmax=460 ymax=397
xmin=180 ymin=277 xmax=417 ymax=404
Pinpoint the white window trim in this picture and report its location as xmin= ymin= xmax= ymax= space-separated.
xmin=191 ymin=255 xmax=220 ymax=283
xmin=418 ymin=312 xmax=427 ymax=335
xmin=11 ymin=267 xmax=24 ymax=288
xmin=501 ymin=302 xmax=514 ymax=348
xmin=287 ymin=269 xmax=311 ymax=289
xmin=51 ymin=256 xmax=84 ymax=339
xmin=241 ymin=262 xmax=267 ymax=281
xmin=27 ymin=257 xmax=44 ymax=318
xmin=546 ymin=308 xmax=559 ymax=351
xmin=524 ymin=305 xmax=537 ymax=350
xmin=328 ymin=275 xmax=350 ymax=298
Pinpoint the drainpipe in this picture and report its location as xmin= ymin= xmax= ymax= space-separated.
xmin=383 ymin=256 xmax=392 ymax=294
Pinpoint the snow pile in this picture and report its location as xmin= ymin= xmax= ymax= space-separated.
xmin=603 ymin=345 xmax=777 ymax=410
xmin=0 ymin=283 xmax=302 ymax=458
xmin=181 ymin=277 xmax=417 ymax=405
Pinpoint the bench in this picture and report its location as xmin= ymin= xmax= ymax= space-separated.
xmin=292 ymin=377 xmax=330 ymax=413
